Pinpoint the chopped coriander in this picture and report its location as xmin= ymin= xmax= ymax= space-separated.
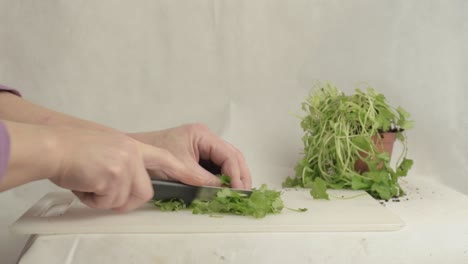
xmin=219 ymin=174 xmax=231 ymax=187
xmin=286 ymin=207 xmax=308 ymax=212
xmin=191 ymin=184 xmax=284 ymax=219
xmin=152 ymin=199 xmax=186 ymax=211
xmin=151 ymin=183 xmax=287 ymax=219
xmin=310 ymin=178 xmax=329 ymax=200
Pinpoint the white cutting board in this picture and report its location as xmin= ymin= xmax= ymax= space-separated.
xmin=11 ymin=189 xmax=404 ymax=234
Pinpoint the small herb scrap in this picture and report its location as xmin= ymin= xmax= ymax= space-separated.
xmin=152 ymin=199 xmax=186 ymax=211
xmin=219 ymin=174 xmax=231 ymax=187
xmin=309 ymin=178 xmax=329 ymax=200
xmin=286 ymin=207 xmax=308 ymax=212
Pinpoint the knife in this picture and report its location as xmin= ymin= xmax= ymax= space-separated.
xmin=151 ymin=179 xmax=252 ymax=204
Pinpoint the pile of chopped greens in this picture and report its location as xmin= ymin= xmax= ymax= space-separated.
xmin=191 ymin=184 xmax=284 ymax=218
xmin=152 ymin=175 xmax=286 ymax=218
xmin=152 ymin=199 xmax=186 ymax=211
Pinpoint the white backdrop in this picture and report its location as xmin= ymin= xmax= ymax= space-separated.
xmin=0 ymin=1 xmax=467 ymax=263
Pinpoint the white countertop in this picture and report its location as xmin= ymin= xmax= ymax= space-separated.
xmin=13 ymin=176 xmax=468 ymax=264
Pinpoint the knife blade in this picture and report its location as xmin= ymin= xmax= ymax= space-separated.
xmin=151 ymin=179 xmax=252 ymax=204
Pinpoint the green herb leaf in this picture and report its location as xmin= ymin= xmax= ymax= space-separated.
xmin=395 ymin=158 xmax=414 ymax=177
xmin=351 ymin=176 xmax=371 ymax=190
xmin=286 ymin=207 xmax=308 ymax=212
xmin=152 ymin=199 xmax=186 ymax=211
xmin=396 ymin=107 xmax=414 ymax=130
xmin=352 ymin=136 xmax=371 ymax=151
xmin=371 ymin=183 xmax=392 ymax=200
xmin=282 ymin=176 xmax=302 ymax=188
xmin=219 ymin=174 xmax=232 ymax=187
xmin=310 ymin=178 xmax=329 ymax=200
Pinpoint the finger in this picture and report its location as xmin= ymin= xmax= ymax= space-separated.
xmin=113 ymin=193 xmax=148 ymax=213
xmin=109 ymin=168 xmax=133 ymax=209
xmin=82 ymin=180 xmax=122 ymax=209
xmin=147 ymin=170 xmax=171 ymax=181
xmin=234 ymin=148 xmax=252 ymax=189
xmin=75 ymin=191 xmax=113 ymax=209
xmin=224 ymin=158 xmax=243 ymax=189
xmin=182 ymin=160 xmax=221 ymax=187
xmin=140 ymin=143 xmax=219 ymax=187
xmin=197 ymin=135 xmax=244 ymax=189
xmin=224 ymin=145 xmax=251 ymax=189
xmin=113 ymin=163 xmax=154 ymax=213
xmin=94 ymin=179 xmax=129 ymax=209
xmin=109 ymin=184 xmax=131 ymax=209
xmin=222 ymin=141 xmax=252 ymax=189
xmin=139 ymin=143 xmax=186 ymax=179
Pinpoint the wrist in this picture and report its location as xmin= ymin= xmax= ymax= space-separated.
xmin=127 ymin=131 xmax=164 ymax=146
xmin=37 ymin=125 xmax=64 ymax=180
xmin=0 ymin=122 xmax=63 ymax=190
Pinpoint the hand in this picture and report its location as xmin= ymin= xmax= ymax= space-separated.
xmin=129 ymin=124 xmax=252 ymax=190
xmin=50 ymin=128 xmax=190 ymax=212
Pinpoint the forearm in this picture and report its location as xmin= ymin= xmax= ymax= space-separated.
xmin=0 ymin=92 xmax=159 ymax=153
xmin=0 ymin=92 xmax=118 ymax=133
xmin=0 ymin=120 xmax=61 ymax=191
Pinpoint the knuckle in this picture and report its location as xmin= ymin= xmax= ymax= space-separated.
xmin=94 ymin=182 xmax=108 ymax=193
xmin=106 ymin=164 xmax=125 ymax=177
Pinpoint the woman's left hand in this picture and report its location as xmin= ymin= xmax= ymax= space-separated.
xmin=129 ymin=124 xmax=252 ymax=190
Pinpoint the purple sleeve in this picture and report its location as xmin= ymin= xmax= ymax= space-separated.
xmin=0 ymin=84 xmax=21 ymax=96
xmin=0 ymin=84 xmax=20 ymax=182
xmin=0 ymin=121 xmax=10 ymax=183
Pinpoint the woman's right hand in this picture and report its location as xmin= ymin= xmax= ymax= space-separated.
xmin=1 ymin=120 xmax=192 ymax=212
xmin=49 ymin=127 xmax=192 ymax=212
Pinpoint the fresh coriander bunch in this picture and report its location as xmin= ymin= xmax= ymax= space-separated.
xmin=283 ymin=82 xmax=414 ymax=200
